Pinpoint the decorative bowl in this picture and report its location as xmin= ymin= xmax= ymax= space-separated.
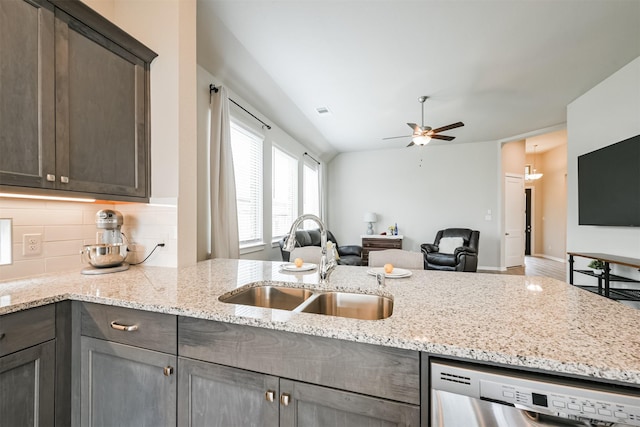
xmin=81 ymin=243 xmax=127 ymax=268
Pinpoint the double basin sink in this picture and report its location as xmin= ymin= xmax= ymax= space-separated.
xmin=219 ymin=284 xmax=393 ymax=320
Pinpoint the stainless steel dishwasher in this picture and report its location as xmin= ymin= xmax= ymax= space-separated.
xmin=431 ymin=360 xmax=640 ymax=426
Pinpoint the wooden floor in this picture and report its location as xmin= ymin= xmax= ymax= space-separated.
xmin=486 ymin=256 xmax=567 ymax=282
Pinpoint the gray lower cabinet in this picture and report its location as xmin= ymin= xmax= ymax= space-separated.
xmin=177 ymin=357 xmax=280 ymax=426
xmin=178 ymin=318 xmax=421 ymax=427
xmin=177 ymin=358 xmax=420 ymax=427
xmin=0 ymin=304 xmax=56 ymax=426
xmin=280 ymin=379 xmax=420 ymax=427
xmin=80 ymin=336 xmax=177 ymax=427
xmin=79 ymin=303 xmax=178 ymax=427
xmin=0 ymin=340 xmax=56 ymax=426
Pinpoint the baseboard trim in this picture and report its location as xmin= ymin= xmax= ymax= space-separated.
xmin=478 ymin=265 xmax=506 ymax=272
xmin=532 ymin=253 xmax=566 ymax=263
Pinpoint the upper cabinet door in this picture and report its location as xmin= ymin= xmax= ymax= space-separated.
xmin=55 ymin=9 xmax=149 ymax=199
xmin=0 ymin=0 xmax=55 ymax=189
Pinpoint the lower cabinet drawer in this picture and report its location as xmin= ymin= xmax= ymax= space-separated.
xmin=178 ymin=317 xmax=420 ymax=405
xmin=0 ymin=304 xmax=55 ymax=357
xmin=80 ymin=303 xmax=177 ymax=354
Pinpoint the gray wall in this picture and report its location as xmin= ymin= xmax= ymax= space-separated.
xmin=327 ymin=141 xmax=502 ymax=269
xmin=567 ymin=56 xmax=640 ymax=283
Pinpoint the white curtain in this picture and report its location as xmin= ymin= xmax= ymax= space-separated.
xmin=209 ymin=86 xmax=240 ymax=259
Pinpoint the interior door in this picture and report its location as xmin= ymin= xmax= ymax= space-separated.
xmin=505 ymin=175 xmax=525 ymax=267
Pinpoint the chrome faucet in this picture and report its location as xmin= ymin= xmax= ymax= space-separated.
xmin=283 ymin=214 xmax=337 ymax=284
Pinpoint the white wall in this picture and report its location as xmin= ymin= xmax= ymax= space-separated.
xmin=83 ymin=0 xmax=198 ymax=267
xmin=327 ymin=142 xmax=501 ymax=269
xmin=567 ymin=56 xmax=640 ymax=282
xmin=196 ymin=65 xmax=324 ymax=262
xmin=540 ymin=144 xmax=567 ymax=261
xmin=0 ymin=199 xmax=177 ymax=280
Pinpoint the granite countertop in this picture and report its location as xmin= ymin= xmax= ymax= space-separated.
xmin=1 ymin=258 xmax=639 ymax=386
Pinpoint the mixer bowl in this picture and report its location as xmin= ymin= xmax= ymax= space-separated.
xmin=82 ymin=243 xmax=127 ymax=268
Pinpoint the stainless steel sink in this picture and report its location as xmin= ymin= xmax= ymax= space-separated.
xmin=219 ymin=284 xmax=393 ymax=320
xmin=299 ymin=292 xmax=393 ymax=320
xmin=219 ymin=286 xmax=314 ymax=311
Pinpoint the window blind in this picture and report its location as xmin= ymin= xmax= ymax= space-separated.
xmin=272 ymin=146 xmax=298 ymax=238
xmin=230 ymin=121 xmax=263 ymax=247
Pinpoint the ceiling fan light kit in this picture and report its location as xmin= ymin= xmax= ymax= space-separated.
xmin=383 ymin=95 xmax=464 ymax=147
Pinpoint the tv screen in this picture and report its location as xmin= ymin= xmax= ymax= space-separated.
xmin=578 ymin=134 xmax=640 ymax=227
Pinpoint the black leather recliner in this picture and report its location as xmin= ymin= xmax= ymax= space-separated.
xmin=278 ymin=229 xmax=362 ymax=266
xmin=421 ymin=228 xmax=480 ymax=272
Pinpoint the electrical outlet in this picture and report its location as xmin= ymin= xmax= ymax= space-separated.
xmin=23 ymin=233 xmax=42 ymax=256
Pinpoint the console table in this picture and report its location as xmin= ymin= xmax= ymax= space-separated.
xmin=567 ymin=252 xmax=640 ymax=301
xmin=361 ymin=235 xmax=403 ymax=266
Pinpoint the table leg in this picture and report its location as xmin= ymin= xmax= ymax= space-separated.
xmin=568 ymin=254 xmax=574 ymax=284
xmin=604 ymin=262 xmax=610 ymax=298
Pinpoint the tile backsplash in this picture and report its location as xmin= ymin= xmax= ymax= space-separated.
xmin=0 ymin=198 xmax=177 ymax=281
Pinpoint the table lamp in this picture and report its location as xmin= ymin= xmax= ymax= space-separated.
xmin=363 ymin=212 xmax=377 ymax=235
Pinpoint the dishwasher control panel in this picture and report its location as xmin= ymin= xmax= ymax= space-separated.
xmin=432 ymin=360 xmax=640 ymax=426
xmin=481 ymin=379 xmax=640 ymax=426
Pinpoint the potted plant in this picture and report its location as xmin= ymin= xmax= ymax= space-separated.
xmin=588 ymin=259 xmax=605 ymax=275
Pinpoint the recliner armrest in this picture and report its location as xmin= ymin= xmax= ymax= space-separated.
xmin=338 ymin=245 xmax=362 ymax=257
xmin=421 ymin=243 xmax=439 ymax=254
xmin=454 ymin=245 xmax=477 ymax=257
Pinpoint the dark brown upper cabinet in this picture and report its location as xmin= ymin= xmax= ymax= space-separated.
xmin=0 ymin=0 xmax=157 ymax=202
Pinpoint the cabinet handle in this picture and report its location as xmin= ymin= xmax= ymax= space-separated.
xmin=0 ymin=332 xmax=5 ymax=340
xmin=265 ymin=390 xmax=275 ymax=402
xmin=280 ymin=393 xmax=291 ymax=406
xmin=109 ymin=321 xmax=139 ymax=332
xmin=60 ymin=176 xmax=69 ymax=184
xmin=46 ymin=174 xmax=55 ymax=182
xmin=163 ymin=366 xmax=174 ymax=376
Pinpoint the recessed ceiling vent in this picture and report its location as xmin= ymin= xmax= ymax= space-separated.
xmin=315 ymin=106 xmax=331 ymax=116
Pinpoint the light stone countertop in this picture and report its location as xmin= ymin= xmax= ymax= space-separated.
xmin=1 ymin=258 xmax=639 ymax=386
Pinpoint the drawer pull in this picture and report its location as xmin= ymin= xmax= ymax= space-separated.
xmin=265 ymin=390 xmax=275 ymax=402
xmin=163 ymin=366 xmax=174 ymax=376
xmin=109 ymin=321 xmax=139 ymax=332
xmin=280 ymin=393 xmax=291 ymax=406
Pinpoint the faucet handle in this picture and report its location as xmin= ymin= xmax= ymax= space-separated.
xmin=376 ymin=272 xmax=386 ymax=289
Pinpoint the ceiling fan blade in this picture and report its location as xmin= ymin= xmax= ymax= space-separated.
xmin=431 ymin=134 xmax=455 ymax=141
xmin=382 ymin=135 xmax=411 ymax=140
xmin=406 ymin=141 xmax=415 ymax=147
xmin=431 ymin=122 xmax=464 ymax=134
xmin=407 ymin=123 xmax=421 ymax=133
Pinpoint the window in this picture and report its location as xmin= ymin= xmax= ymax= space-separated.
xmin=302 ymin=159 xmax=321 ymax=229
xmin=272 ymin=146 xmax=298 ymax=238
xmin=230 ymin=121 xmax=263 ymax=247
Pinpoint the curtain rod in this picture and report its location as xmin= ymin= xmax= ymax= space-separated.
xmin=304 ymin=152 xmax=320 ymax=165
xmin=210 ymin=84 xmax=271 ymax=130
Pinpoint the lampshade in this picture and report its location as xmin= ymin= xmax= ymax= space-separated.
xmin=412 ymin=135 xmax=432 ymax=146
xmin=526 ymin=171 xmax=543 ymax=181
xmin=525 ymin=144 xmax=543 ymax=181
xmin=363 ymin=212 xmax=377 ymax=223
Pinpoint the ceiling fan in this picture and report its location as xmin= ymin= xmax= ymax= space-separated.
xmin=383 ymin=96 xmax=464 ymax=147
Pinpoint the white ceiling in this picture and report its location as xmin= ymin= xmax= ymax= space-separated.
xmin=197 ymin=0 xmax=640 ymax=161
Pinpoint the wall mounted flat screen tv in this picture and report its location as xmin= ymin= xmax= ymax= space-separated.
xmin=578 ymin=134 xmax=640 ymax=227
